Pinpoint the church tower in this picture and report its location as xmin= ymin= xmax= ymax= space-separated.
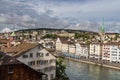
xmin=99 ymin=18 xmax=105 ymax=41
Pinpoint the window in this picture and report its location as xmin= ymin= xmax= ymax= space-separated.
xmin=37 ymin=60 xmax=40 ymax=65
xmin=36 ymin=52 xmax=43 ymax=57
xmin=38 ymin=45 xmax=41 ymax=49
xmin=22 ymin=55 xmax=28 ymax=58
xmin=37 ymin=69 xmax=42 ymax=72
xmin=46 ymin=53 xmax=49 ymax=56
xmin=28 ymin=61 xmax=35 ymax=66
xmin=8 ymin=66 xmax=14 ymax=74
xmin=30 ymin=53 xmax=33 ymax=58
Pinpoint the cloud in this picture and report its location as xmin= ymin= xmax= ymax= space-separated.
xmin=0 ymin=0 xmax=120 ymax=32
xmin=29 ymin=0 xmax=120 ymax=21
xmin=0 ymin=0 xmax=69 ymax=31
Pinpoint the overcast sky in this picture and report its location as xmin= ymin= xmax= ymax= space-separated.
xmin=0 ymin=0 xmax=120 ymax=32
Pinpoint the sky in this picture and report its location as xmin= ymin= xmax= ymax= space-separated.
xmin=0 ymin=0 xmax=120 ymax=32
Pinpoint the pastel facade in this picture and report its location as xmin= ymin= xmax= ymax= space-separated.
xmin=102 ymin=42 xmax=120 ymax=62
xmin=102 ymin=44 xmax=110 ymax=61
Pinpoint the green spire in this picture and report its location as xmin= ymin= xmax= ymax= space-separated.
xmin=11 ymin=31 xmax=16 ymax=36
xmin=100 ymin=18 xmax=105 ymax=33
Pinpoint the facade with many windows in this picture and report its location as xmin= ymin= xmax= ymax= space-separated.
xmin=2 ymin=43 xmax=56 ymax=80
xmin=102 ymin=42 xmax=120 ymax=62
xmin=16 ymin=46 xmax=56 ymax=80
xmin=90 ymin=43 xmax=102 ymax=59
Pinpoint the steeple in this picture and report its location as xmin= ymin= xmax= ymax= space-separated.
xmin=11 ymin=31 xmax=16 ymax=37
xmin=99 ymin=18 xmax=105 ymax=41
xmin=100 ymin=18 xmax=105 ymax=33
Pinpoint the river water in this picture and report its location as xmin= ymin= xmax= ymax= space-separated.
xmin=65 ymin=59 xmax=120 ymax=80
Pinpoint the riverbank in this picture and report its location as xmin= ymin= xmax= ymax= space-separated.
xmin=65 ymin=57 xmax=120 ymax=70
xmin=65 ymin=59 xmax=120 ymax=80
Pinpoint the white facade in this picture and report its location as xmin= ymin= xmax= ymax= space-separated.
xmin=56 ymin=38 xmax=62 ymax=51
xmin=56 ymin=37 xmax=69 ymax=53
xmin=81 ymin=46 xmax=88 ymax=58
xmin=75 ymin=43 xmax=81 ymax=56
xmin=75 ymin=43 xmax=88 ymax=58
xmin=17 ymin=46 xmax=56 ymax=80
xmin=62 ymin=44 xmax=68 ymax=53
xmin=69 ymin=44 xmax=76 ymax=54
xmin=90 ymin=43 xmax=101 ymax=59
xmin=110 ymin=45 xmax=120 ymax=62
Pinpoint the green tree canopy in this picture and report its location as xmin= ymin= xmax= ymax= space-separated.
xmin=42 ymin=34 xmax=57 ymax=39
xmin=54 ymin=58 xmax=69 ymax=80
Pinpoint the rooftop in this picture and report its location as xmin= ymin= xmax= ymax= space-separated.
xmin=3 ymin=43 xmax=40 ymax=57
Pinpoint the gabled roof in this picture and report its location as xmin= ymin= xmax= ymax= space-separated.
xmin=3 ymin=43 xmax=41 ymax=57
xmin=58 ymin=37 xmax=75 ymax=44
xmin=0 ymin=39 xmax=10 ymax=44
xmin=103 ymin=42 xmax=120 ymax=45
xmin=58 ymin=37 xmax=69 ymax=44
xmin=0 ymin=51 xmax=22 ymax=65
xmin=0 ymin=51 xmax=45 ymax=75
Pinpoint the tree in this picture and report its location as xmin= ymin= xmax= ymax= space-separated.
xmin=54 ymin=58 xmax=69 ymax=80
xmin=114 ymin=34 xmax=119 ymax=41
xmin=42 ymin=34 xmax=57 ymax=39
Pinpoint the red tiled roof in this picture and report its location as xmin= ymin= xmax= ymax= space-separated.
xmin=3 ymin=43 xmax=40 ymax=57
xmin=58 ymin=37 xmax=69 ymax=44
xmin=0 ymin=39 xmax=10 ymax=44
xmin=58 ymin=37 xmax=75 ymax=44
xmin=103 ymin=42 xmax=120 ymax=45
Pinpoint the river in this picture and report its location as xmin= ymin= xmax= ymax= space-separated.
xmin=65 ymin=59 xmax=120 ymax=80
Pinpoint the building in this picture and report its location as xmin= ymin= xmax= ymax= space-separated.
xmin=102 ymin=43 xmax=111 ymax=61
xmin=56 ymin=37 xmax=76 ymax=54
xmin=98 ymin=18 xmax=105 ymax=41
xmin=56 ymin=37 xmax=69 ymax=53
xmin=75 ymin=43 xmax=81 ymax=56
xmin=68 ymin=42 xmax=76 ymax=54
xmin=102 ymin=42 xmax=120 ymax=62
xmin=0 ymin=52 xmax=45 ymax=80
xmin=75 ymin=43 xmax=89 ymax=58
xmin=90 ymin=42 xmax=102 ymax=60
xmin=44 ymin=42 xmax=55 ymax=50
xmin=2 ymin=43 xmax=56 ymax=80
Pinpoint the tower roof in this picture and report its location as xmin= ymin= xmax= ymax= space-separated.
xmin=11 ymin=31 xmax=16 ymax=36
xmin=100 ymin=18 xmax=105 ymax=33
